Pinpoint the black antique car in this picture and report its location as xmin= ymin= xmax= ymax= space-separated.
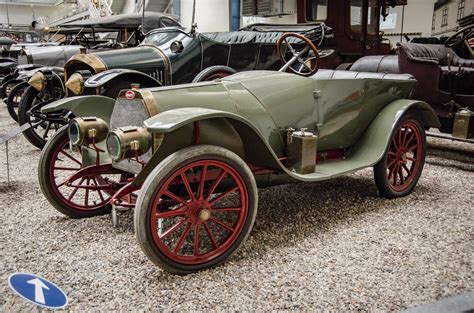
xmin=349 ymin=24 xmax=474 ymax=142
xmin=18 ymin=22 xmax=331 ymax=148
xmin=3 ymin=12 xmax=179 ymax=125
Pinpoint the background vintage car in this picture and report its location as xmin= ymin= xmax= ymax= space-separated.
xmin=6 ymin=12 xmax=180 ymax=145
xmin=348 ymin=24 xmax=474 ymax=143
xmin=18 ymin=22 xmax=330 ymax=149
xmin=38 ymin=58 xmax=440 ymax=273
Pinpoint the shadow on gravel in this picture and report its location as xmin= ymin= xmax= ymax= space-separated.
xmin=0 ymin=182 xmax=21 ymax=193
xmin=426 ymin=142 xmax=474 ymax=172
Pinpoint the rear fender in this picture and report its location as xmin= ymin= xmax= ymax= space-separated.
xmin=349 ymin=99 xmax=440 ymax=167
xmin=84 ymin=69 xmax=161 ymax=89
xmin=41 ymin=95 xmax=116 ymax=123
xmin=132 ymin=108 xmax=283 ymax=185
xmin=18 ymin=66 xmax=64 ymax=81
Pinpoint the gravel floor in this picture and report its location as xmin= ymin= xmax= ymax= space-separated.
xmin=0 ymin=101 xmax=472 ymax=310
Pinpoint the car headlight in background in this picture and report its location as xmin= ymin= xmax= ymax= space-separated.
xmin=106 ymin=126 xmax=152 ymax=162
xmin=69 ymin=117 xmax=109 ymax=146
xmin=28 ymin=72 xmax=46 ymax=91
xmin=65 ymin=73 xmax=85 ymax=95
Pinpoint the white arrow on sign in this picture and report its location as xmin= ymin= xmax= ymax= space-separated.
xmin=27 ymin=278 xmax=50 ymax=304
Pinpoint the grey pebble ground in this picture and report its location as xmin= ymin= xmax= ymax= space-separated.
xmin=0 ymin=101 xmax=472 ymax=310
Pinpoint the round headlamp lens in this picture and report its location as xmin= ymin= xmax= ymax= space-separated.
xmin=106 ymin=132 xmax=121 ymax=161
xmin=68 ymin=120 xmax=81 ymax=145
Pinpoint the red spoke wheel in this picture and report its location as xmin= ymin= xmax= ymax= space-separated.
xmin=39 ymin=126 xmax=124 ymax=218
xmin=135 ymin=145 xmax=257 ymax=275
xmin=374 ymin=113 xmax=426 ymax=199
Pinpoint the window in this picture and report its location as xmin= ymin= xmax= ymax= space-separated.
xmin=432 ymin=12 xmax=436 ymax=31
xmin=350 ymin=0 xmax=377 ymax=34
xmin=441 ymin=6 xmax=448 ymax=27
xmin=457 ymin=0 xmax=465 ymax=20
xmin=305 ymin=0 xmax=328 ymax=22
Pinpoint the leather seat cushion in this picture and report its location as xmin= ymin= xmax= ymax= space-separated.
xmin=350 ymin=55 xmax=400 ymax=73
xmin=203 ymin=31 xmax=256 ymax=44
xmin=311 ymin=69 xmax=414 ymax=81
xmin=400 ymin=43 xmax=474 ymax=68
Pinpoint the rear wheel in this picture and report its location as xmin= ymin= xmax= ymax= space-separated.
xmin=192 ymin=66 xmax=237 ymax=83
xmin=135 ymin=145 xmax=258 ymax=274
xmin=18 ymin=85 xmax=65 ymax=149
xmin=6 ymin=81 xmax=28 ymax=122
xmin=374 ymin=113 xmax=426 ymax=199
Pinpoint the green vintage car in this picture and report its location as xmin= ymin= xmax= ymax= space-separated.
xmin=37 ymin=40 xmax=440 ymax=274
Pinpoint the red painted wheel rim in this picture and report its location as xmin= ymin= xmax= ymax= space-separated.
xmin=49 ymin=138 xmax=113 ymax=211
xmin=386 ymin=121 xmax=423 ymax=192
xmin=149 ymin=160 xmax=249 ymax=265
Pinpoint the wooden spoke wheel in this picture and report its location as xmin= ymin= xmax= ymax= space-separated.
xmin=374 ymin=114 xmax=427 ymax=199
xmin=39 ymin=127 xmax=126 ymax=218
xmin=18 ymin=85 xmax=66 ymax=149
xmin=135 ymin=145 xmax=258 ymax=275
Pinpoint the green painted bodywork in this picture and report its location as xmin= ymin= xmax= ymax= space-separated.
xmin=94 ymin=46 xmax=166 ymax=78
xmin=46 ymin=70 xmax=440 ymax=185
xmin=42 ymin=95 xmax=116 ymax=123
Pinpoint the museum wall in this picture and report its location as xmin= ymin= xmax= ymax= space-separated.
xmin=0 ymin=5 xmax=53 ymax=27
xmin=180 ymin=0 xmax=230 ymax=32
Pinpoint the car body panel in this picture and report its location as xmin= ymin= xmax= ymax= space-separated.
xmin=42 ymin=95 xmax=115 ymax=123
xmin=140 ymin=98 xmax=439 ymax=183
xmin=18 ymin=45 xmax=83 ymax=67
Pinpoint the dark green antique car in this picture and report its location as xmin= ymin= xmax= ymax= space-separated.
xmin=19 ymin=23 xmax=329 ymax=149
xmin=37 ymin=45 xmax=440 ymax=273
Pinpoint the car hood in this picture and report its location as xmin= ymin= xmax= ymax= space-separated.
xmin=64 ymin=45 xmax=166 ymax=80
xmin=18 ymin=45 xmax=82 ymax=67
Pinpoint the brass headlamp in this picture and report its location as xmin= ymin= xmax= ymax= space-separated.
xmin=28 ymin=72 xmax=46 ymax=91
xmin=69 ymin=117 xmax=109 ymax=146
xmin=106 ymin=126 xmax=152 ymax=162
xmin=65 ymin=73 xmax=85 ymax=95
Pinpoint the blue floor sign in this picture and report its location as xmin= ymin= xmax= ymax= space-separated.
xmin=8 ymin=273 xmax=68 ymax=309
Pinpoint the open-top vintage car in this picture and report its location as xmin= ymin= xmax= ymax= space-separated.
xmin=37 ymin=35 xmax=439 ymax=274
xmin=18 ymin=22 xmax=330 ymax=149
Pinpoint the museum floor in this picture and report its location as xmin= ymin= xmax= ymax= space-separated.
xmin=0 ymin=101 xmax=472 ymax=310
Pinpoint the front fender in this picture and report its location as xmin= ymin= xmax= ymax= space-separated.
xmin=85 ymin=69 xmax=161 ymax=88
xmin=41 ymin=95 xmax=115 ymax=123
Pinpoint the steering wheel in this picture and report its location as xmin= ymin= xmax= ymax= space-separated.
xmin=276 ymin=33 xmax=321 ymax=77
xmin=445 ymin=24 xmax=474 ymax=48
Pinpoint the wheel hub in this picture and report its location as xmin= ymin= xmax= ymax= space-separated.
xmin=199 ymin=209 xmax=211 ymax=221
xmin=401 ymin=153 xmax=408 ymax=164
xmin=188 ymin=200 xmax=211 ymax=222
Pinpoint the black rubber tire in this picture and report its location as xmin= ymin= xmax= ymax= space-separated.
xmin=6 ymin=81 xmax=28 ymax=122
xmin=18 ymin=86 xmax=65 ymax=149
xmin=374 ymin=113 xmax=427 ymax=199
xmin=135 ymin=145 xmax=258 ymax=275
xmin=38 ymin=126 xmax=112 ymax=218
xmin=192 ymin=65 xmax=237 ymax=83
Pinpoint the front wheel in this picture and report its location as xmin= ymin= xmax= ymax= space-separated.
xmin=18 ymin=85 xmax=65 ymax=149
xmin=135 ymin=145 xmax=258 ymax=275
xmin=374 ymin=113 xmax=427 ymax=199
xmin=39 ymin=126 xmax=125 ymax=218
xmin=6 ymin=81 xmax=28 ymax=122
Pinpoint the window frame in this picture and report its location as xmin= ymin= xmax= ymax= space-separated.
xmin=457 ymin=0 xmax=465 ymax=20
xmin=441 ymin=6 xmax=448 ymax=27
